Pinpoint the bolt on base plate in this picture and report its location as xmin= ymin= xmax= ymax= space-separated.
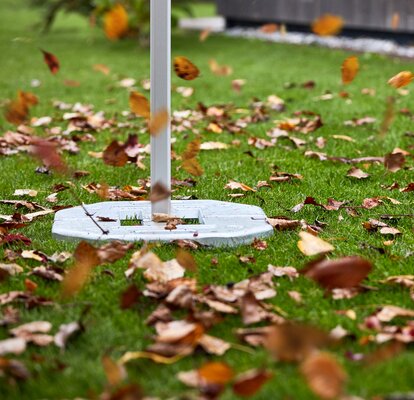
xmin=52 ymin=200 xmax=273 ymax=247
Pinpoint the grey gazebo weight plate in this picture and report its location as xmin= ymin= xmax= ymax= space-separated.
xmin=52 ymin=200 xmax=273 ymax=247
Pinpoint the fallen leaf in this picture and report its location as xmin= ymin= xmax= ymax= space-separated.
xmin=209 ymin=59 xmax=233 ymax=76
xmin=174 ymin=56 xmax=200 ymax=81
xmin=93 ymin=64 xmax=110 ymax=75
xmin=297 ymin=231 xmax=334 ymax=256
xmin=225 ymin=181 xmax=256 ymax=192
xmin=104 ymin=4 xmax=129 ymax=40
xmin=198 ymin=361 xmax=234 ymax=385
xmin=232 ymin=369 xmax=273 ymax=397
xmin=341 ymin=56 xmax=359 ymax=84
xmin=41 ymin=49 xmax=60 ymax=74
xmin=0 ymin=338 xmax=26 ymax=356
xmin=300 ymin=352 xmax=347 ymax=400
xmin=346 ymin=167 xmax=369 ymax=179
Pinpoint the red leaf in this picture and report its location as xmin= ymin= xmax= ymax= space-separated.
xmin=41 ymin=49 xmax=60 ymax=74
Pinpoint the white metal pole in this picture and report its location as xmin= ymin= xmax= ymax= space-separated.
xmin=150 ymin=0 xmax=171 ymax=215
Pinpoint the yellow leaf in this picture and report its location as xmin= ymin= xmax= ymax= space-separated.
xmin=341 ymin=56 xmax=359 ymax=84
xmin=129 ymin=91 xmax=150 ymax=119
xmin=173 ymin=56 xmax=200 ymax=81
xmin=312 ymin=14 xmax=344 ymax=36
xmin=104 ymin=4 xmax=129 ymax=41
xmin=297 ymin=231 xmax=334 ymax=257
xmin=388 ymin=71 xmax=414 ymax=88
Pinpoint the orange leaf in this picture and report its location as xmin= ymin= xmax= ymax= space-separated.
xmin=174 ymin=56 xmax=200 ymax=81
xmin=341 ymin=56 xmax=359 ymax=84
xmin=388 ymin=71 xmax=414 ymax=88
xmin=232 ymin=369 xmax=273 ymax=397
xmin=61 ymin=241 xmax=100 ymax=298
xmin=129 ymin=91 xmax=150 ymax=119
xmin=104 ymin=4 xmax=129 ymax=40
xmin=260 ymin=23 xmax=279 ymax=34
xmin=198 ymin=362 xmax=234 ymax=385
xmin=41 ymin=49 xmax=60 ymax=74
xmin=5 ymin=91 xmax=38 ymax=125
xmin=209 ymin=59 xmax=233 ymax=76
xmin=312 ymin=14 xmax=344 ymax=36
xmin=149 ymin=109 xmax=169 ymax=136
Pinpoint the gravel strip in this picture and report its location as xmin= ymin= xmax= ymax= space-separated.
xmin=226 ymin=27 xmax=414 ymax=58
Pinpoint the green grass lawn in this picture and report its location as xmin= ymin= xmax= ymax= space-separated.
xmin=1 ymin=1 xmax=414 ymax=399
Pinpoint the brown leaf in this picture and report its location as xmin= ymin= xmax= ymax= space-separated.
xmin=388 ymin=71 xmax=414 ymax=88
xmin=264 ymin=323 xmax=331 ymax=362
xmin=198 ymin=361 xmax=234 ymax=385
xmin=150 ymin=182 xmax=171 ymax=203
xmin=341 ymin=56 xmax=359 ymax=84
xmin=232 ymin=369 xmax=273 ymax=397
xmin=104 ymin=4 xmax=129 ymax=40
xmin=176 ymin=249 xmax=197 ymax=273
xmin=120 ymin=284 xmax=141 ymax=310
xmin=302 ymin=256 xmax=373 ymax=290
xmin=103 ymin=141 xmax=128 ymax=167
xmin=182 ymin=158 xmax=204 ymax=176
xmin=297 ymin=231 xmax=334 ymax=256
xmin=266 ymin=217 xmax=301 ymax=231
xmin=384 ymin=152 xmax=405 ymax=173
xmin=300 ymin=352 xmax=347 ymax=400
xmin=102 ymin=354 xmax=127 ymax=386
xmin=41 ymin=49 xmax=60 ymax=74
xmin=129 ymin=91 xmax=150 ymax=119
xmin=312 ymin=14 xmax=344 ymax=36
xmin=31 ymin=138 xmax=68 ymax=175
xmin=149 ymin=109 xmax=169 ymax=136
xmin=173 ymin=56 xmax=200 ymax=81
xmin=61 ymin=241 xmax=100 ymax=298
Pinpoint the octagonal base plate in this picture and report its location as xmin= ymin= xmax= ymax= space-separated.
xmin=52 ymin=200 xmax=273 ymax=247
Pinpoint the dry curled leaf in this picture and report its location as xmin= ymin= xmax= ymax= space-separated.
xmin=174 ymin=56 xmax=200 ymax=81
